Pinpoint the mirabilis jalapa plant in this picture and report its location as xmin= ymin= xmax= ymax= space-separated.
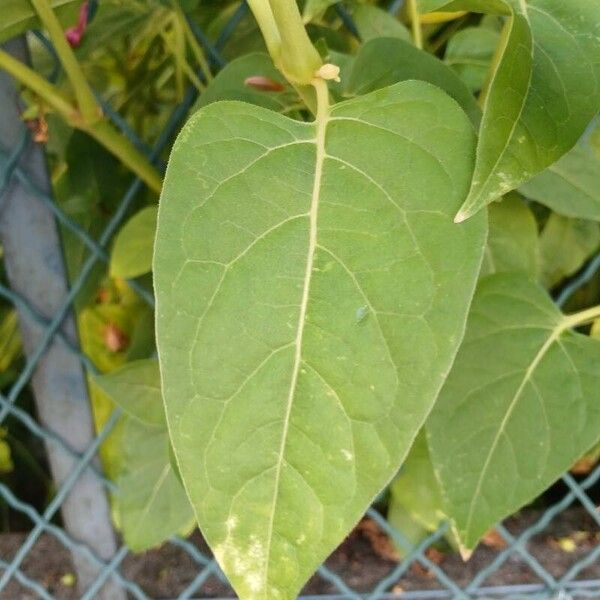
xmin=152 ymin=1 xmax=600 ymax=598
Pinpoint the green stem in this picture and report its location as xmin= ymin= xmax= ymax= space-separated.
xmin=170 ymin=0 xmax=213 ymax=82
xmin=246 ymin=0 xmax=281 ymax=62
xmin=0 ymin=48 xmax=75 ymax=118
xmin=248 ymin=0 xmax=322 ymax=86
xmin=30 ymin=0 xmax=100 ymax=124
xmin=407 ymin=0 xmax=423 ymax=49
xmin=564 ymin=305 xmax=600 ymax=330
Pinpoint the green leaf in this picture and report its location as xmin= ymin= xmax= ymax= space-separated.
xmin=0 ymin=310 xmax=22 ymax=373
xmin=118 ymin=417 xmax=194 ymax=552
xmin=193 ymin=53 xmax=296 ymax=113
xmin=444 ymin=26 xmax=500 ymax=93
xmin=390 ymin=432 xmax=446 ymax=533
xmin=95 ymin=360 xmax=165 ymax=428
xmin=345 ymin=37 xmax=481 ymax=126
xmin=1 ymin=0 xmax=80 ymax=44
xmin=350 ymin=4 xmax=410 ymax=42
xmin=426 ymin=0 xmax=600 ymax=221
xmin=480 ymin=193 xmax=539 ymax=278
xmin=520 ymin=143 xmax=600 ymax=222
xmin=155 ymin=81 xmax=486 ymax=600
xmin=110 ymin=206 xmax=157 ymax=280
xmin=539 ymin=214 xmax=600 ymax=289
xmin=427 ymin=274 xmax=600 ymax=549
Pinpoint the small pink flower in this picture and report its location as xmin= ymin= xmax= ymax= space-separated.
xmin=65 ymin=1 xmax=89 ymax=48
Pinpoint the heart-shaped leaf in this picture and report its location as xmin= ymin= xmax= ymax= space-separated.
xmin=154 ymin=81 xmax=486 ymax=600
xmin=427 ymin=274 xmax=600 ymax=549
xmin=423 ymin=0 xmax=600 ymax=221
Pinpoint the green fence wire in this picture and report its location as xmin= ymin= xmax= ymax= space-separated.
xmin=0 ymin=1 xmax=599 ymax=598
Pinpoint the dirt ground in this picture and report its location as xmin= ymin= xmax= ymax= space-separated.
xmin=0 ymin=506 xmax=598 ymax=599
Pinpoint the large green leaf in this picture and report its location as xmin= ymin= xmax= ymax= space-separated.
xmin=345 ymin=37 xmax=480 ymax=126
xmin=480 ymin=194 xmax=539 ymax=278
xmin=1 ymin=0 xmax=79 ymax=43
xmin=118 ymin=417 xmax=194 ymax=551
xmin=155 ymin=81 xmax=486 ymax=600
xmin=427 ymin=274 xmax=600 ymax=549
xmin=520 ymin=143 xmax=600 ymax=222
xmin=424 ymin=0 xmax=600 ymax=221
xmin=95 ymin=359 xmax=165 ymax=428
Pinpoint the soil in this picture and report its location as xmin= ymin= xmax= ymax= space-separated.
xmin=0 ymin=506 xmax=598 ymax=599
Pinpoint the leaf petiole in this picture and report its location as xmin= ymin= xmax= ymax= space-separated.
xmin=564 ymin=304 xmax=600 ymax=330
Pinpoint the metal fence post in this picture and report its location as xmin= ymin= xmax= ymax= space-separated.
xmin=0 ymin=37 xmax=126 ymax=600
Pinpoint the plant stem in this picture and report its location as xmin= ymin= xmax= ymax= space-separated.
xmin=170 ymin=0 xmax=213 ymax=82
xmin=407 ymin=0 xmax=423 ymax=49
xmin=0 ymin=48 xmax=75 ymax=119
xmin=564 ymin=305 xmax=600 ymax=330
xmin=30 ymin=0 xmax=100 ymax=125
xmin=246 ymin=1 xmax=281 ymax=62
xmin=247 ymin=0 xmax=322 ymax=86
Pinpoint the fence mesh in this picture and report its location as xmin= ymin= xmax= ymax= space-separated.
xmin=0 ymin=1 xmax=599 ymax=598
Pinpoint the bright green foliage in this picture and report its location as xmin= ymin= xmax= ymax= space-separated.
xmin=110 ymin=206 xmax=158 ymax=280
xmin=424 ymin=0 xmax=600 ymax=221
xmin=1 ymin=0 xmax=79 ymax=43
xmin=155 ymin=81 xmax=486 ymax=600
xmin=428 ymin=274 xmax=600 ymax=549
xmin=302 ymin=0 xmax=339 ymax=22
xmin=521 ymin=143 xmax=600 ymax=222
xmin=345 ymin=37 xmax=480 ymax=125
xmin=118 ymin=417 xmax=194 ymax=551
xmin=481 ymin=194 xmax=539 ymax=278
xmin=539 ymin=215 xmax=600 ymax=289
xmin=95 ymin=359 xmax=165 ymax=428
xmin=444 ymin=27 xmax=500 ymax=93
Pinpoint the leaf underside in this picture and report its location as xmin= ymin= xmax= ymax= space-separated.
xmin=155 ymin=81 xmax=486 ymax=600
xmin=428 ymin=274 xmax=600 ymax=549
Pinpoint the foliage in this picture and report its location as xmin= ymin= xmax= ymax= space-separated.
xmin=1 ymin=0 xmax=600 ymax=599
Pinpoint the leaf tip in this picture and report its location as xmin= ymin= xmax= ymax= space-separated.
xmin=453 ymin=210 xmax=469 ymax=224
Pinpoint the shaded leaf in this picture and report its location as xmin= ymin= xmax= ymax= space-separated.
xmin=95 ymin=359 xmax=165 ymax=428
xmin=428 ymin=274 xmax=600 ymax=548
xmin=155 ymin=82 xmax=486 ymax=599
xmin=118 ymin=417 xmax=194 ymax=552
xmin=350 ymin=4 xmax=410 ymax=42
xmin=520 ymin=143 xmax=600 ymax=222
xmin=345 ymin=37 xmax=480 ymax=126
xmin=444 ymin=27 xmax=500 ymax=93
xmin=193 ymin=53 xmax=296 ymax=113
xmin=539 ymin=214 xmax=600 ymax=288
xmin=110 ymin=206 xmax=157 ymax=279
xmin=480 ymin=194 xmax=539 ymax=278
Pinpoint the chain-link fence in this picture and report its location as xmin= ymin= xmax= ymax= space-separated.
xmin=0 ymin=2 xmax=599 ymax=598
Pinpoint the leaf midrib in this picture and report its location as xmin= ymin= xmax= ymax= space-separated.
xmin=463 ymin=316 xmax=565 ymax=539
xmin=262 ymin=84 xmax=329 ymax=593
